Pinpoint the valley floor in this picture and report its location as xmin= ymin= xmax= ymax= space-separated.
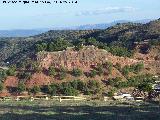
xmin=0 ymin=100 xmax=160 ymax=120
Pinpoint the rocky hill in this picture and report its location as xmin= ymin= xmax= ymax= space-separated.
xmin=0 ymin=19 xmax=159 ymax=98
xmin=0 ymin=19 xmax=160 ymax=66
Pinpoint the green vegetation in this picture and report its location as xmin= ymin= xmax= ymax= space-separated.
xmin=103 ymin=62 xmax=113 ymax=74
xmin=32 ymin=86 xmax=41 ymax=94
xmin=17 ymin=83 xmax=26 ymax=93
xmin=46 ymin=84 xmax=58 ymax=96
xmin=90 ymin=70 xmax=97 ymax=78
xmin=108 ymin=88 xmax=117 ymax=97
xmin=138 ymin=83 xmax=153 ymax=93
xmin=122 ymin=63 xmax=144 ymax=76
xmin=0 ymin=82 xmax=4 ymax=91
xmin=48 ymin=66 xmax=56 ymax=76
xmin=6 ymin=65 xmax=16 ymax=76
xmin=36 ymin=38 xmax=72 ymax=52
xmin=42 ymin=80 xmax=102 ymax=96
xmin=0 ymin=100 xmax=160 ymax=120
xmin=108 ymin=74 xmax=156 ymax=92
xmin=59 ymin=67 xmax=67 ymax=80
xmin=109 ymin=46 xmax=133 ymax=57
xmin=96 ymin=64 xmax=104 ymax=76
xmin=0 ymin=69 xmax=7 ymax=82
xmin=17 ymin=72 xmax=32 ymax=80
xmin=71 ymin=68 xmax=83 ymax=77
xmin=81 ymin=80 xmax=102 ymax=95
xmin=1 ymin=19 xmax=160 ymax=66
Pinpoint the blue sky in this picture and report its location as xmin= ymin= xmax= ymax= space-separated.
xmin=0 ymin=0 xmax=159 ymax=30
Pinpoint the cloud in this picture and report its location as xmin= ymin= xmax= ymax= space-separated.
xmin=76 ymin=7 xmax=136 ymax=16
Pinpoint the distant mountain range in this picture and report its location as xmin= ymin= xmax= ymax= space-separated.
xmin=0 ymin=19 xmax=152 ymax=37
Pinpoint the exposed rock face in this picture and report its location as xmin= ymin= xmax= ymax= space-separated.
xmin=37 ymin=46 xmax=109 ymax=71
xmin=4 ymin=76 xmax=19 ymax=88
xmin=37 ymin=46 xmax=139 ymax=71
xmin=26 ymin=73 xmax=51 ymax=88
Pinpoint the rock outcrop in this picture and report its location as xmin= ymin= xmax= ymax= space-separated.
xmin=37 ymin=46 xmax=139 ymax=71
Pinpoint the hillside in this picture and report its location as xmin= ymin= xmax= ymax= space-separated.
xmin=0 ymin=19 xmax=160 ymax=66
xmin=0 ymin=19 xmax=159 ymax=98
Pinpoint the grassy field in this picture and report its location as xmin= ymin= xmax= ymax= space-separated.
xmin=0 ymin=100 xmax=160 ymax=120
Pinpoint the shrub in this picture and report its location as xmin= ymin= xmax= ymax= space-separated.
xmin=36 ymin=43 xmax=47 ymax=52
xmin=48 ymin=38 xmax=71 ymax=52
xmin=86 ymin=37 xmax=97 ymax=46
xmin=61 ymin=82 xmax=78 ymax=96
xmin=17 ymin=72 xmax=32 ymax=80
xmin=0 ymin=69 xmax=7 ymax=82
xmin=71 ymin=80 xmax=85 ymax=91
xmin=87 ymin=80 xmax=101 ymax=94
xmin=122 ymin=65 xmax=130 ymax=76
xmin=109 ymin=46 xmax=133 ymax=57
xmin=6 ymin=65 xmax=16 ymax=76
xmin=59 ymin=67 xmax=67 ymax=80
xmin=108 ymin=88 xmax=116 ymax=97
xmin=133 ymin=63 xmax=144 ymax=73
xmin=48 ymin=66 xmax=56 ymax=76
xmin=108 ymin=77 xmax=130 ymax=89
xmin=138 ymin=83 xmax=153 ymax=92
xmin=114 ymin=63 xmax=121 ymax=71
xmin=0 ymin=83 xmax=4 ymax=91
xmin=17 ymin=83 xmax=26 ymax=93
xmin=63 ymin=87 xmax=78 ymax=96
xmin=59 ymin=72 xmax=67 ymax=80
xmin=90 ymin=70 xmax=97 ymax=78
xmin=96 ymin=65 xmax=104 ymax=76
xmin=103 ymin=62 xmax=113 ymax=74
xmin=74 ymin=43 xmax=83 ymax=51
xmin=32 ymin=86 xmax=41 ymax=94
xmin=72 ymin=68 xmax=83 ymax=77
xmin=48 ymin=84 xmax=58 ymax=96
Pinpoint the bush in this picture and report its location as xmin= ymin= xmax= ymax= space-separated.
xmin=17 ymin=83 xmax=26 ymax=93
xmin=64 ymin=87 xmax=78 ymax=96
xmin=108 ymin=77 xmax=122 ymax=86
xmin=0 ymin=69 xmax=7 ymax=82
xmin=72 ymin=80 xmax=85 ymax=91
xmin=90 ymin=70 xmax=97 ymax=78
xmin=108 ymin=88 xmax=116 ymax=97
xmin=138 ymin=83 xmax=153 ymax=92
xmin=59 ymin=72 xmax=67 ymax=80
xmin=103 ymin=62 xmax=113 ymax=74
xmin=122 ymin=65 xmax=130 ymax=76
xmin=59 ymin=67 xmax=67 ymax=80
xmin=87 ymin=80 xmax=101 ymax=94
xmin=96 ymin=65 xmax=104 ymax=76
xmin=36 ymin=43 xmax=47 ymax=52
xmin=0 ymin=83 xmax=4 ymax=91
xmin=6 ymin=65 xmax=16 ymax=76
xmin=48 ymin=38 xmax=71 ymax=52
xmin=60 ymin=82 xmax=78 ymax=96
xmin=86 ymin=37 xmax=97 ymax=46
xmin=17 ymin=72 xmax=32 ymax=80
xmin=48 ymin=66 xmax=56 ymax=76
xmin=72 ymin=68 xmax=83 ymax=77
xmin=74 ymin=43 xmax=83 ymax=51
xmin=109 ymin=46 xmax=133 ymax=57
xmin=132 ymin=63 xmax=144 ymax=73
xmin=32 ymin=86 xmax=41 ymax=94
xmin=114 ymin=63 xmax=121 ymax=71
xmin=48 ymin=84 xmax=58 ymax=96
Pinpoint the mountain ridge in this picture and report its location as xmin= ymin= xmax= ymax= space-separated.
xmin=0 ymin=19 xmax=152 ymax=37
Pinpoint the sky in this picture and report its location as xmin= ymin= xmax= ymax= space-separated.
xmin=0 ymin=0 xmax=160 ymax=30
